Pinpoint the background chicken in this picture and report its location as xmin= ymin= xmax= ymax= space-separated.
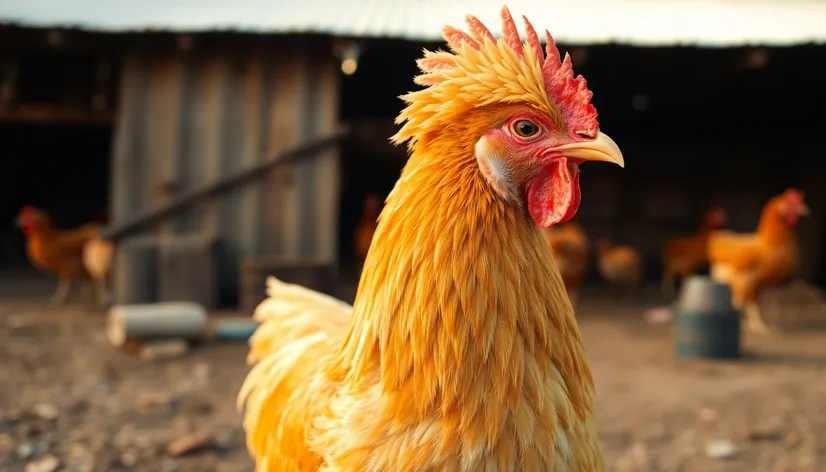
xmin=661 ymin=205 xmax=727 ymax=298
xmin=708 ymin=189 xmax=809 ymax=334
xmin=239 ymin=7 xmax=624 ymax=471
xmin=543 ymin=220 xmax=590 ymax=306
xmin=595 ymin=237 xmax=642 ymax=299
xmin=14 ymin=205 xmax=101 ymax=305
xmin=82 ymin=233 xmax=114 ymax=306
xmin=353 ymin=193 xmax=380 ymax=273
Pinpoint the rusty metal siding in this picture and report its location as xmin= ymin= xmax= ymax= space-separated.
xmin=111 ymin=37 xmax=341 ymax=284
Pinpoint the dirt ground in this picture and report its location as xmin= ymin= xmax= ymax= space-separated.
xmin=2 ymin=275 xmax=826 ymax=472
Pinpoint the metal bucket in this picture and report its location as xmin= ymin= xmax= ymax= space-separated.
xmin=673 ymin=275 xmax=741 ymax=359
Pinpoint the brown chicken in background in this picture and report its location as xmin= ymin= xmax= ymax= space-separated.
xmin=595 ymin=237 xmax=643 ymax=298
xmin=543 ymin=220 xmax=590 ymax=306
xmin=82 ymin=233 xmax=114 ymax=306
xmin=353 ymin=193 xmax=380 ymax=272
xmin=661 ymin=205 xmax=727 ymax=298
xmin=708 ymin=189 xmax=809 ymax=334
xmin=15 ymin=205 xmax=101 ymax=305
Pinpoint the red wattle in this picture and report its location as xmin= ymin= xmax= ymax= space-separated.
xmin=526 ymin=158 xmax=581 ymax=228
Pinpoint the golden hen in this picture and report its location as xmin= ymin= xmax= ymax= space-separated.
xmin=239 ymin=6 xmax=624 ymax=471
xmin=543 ymin=220 xmax=590 ymax=306
xmin=595 ymin=238 xmax=642 ymax=299
xmin=82 ymin=233 xmax=114 ymax=306
xmin=708 ymin=189 xmax=808 ymax=334
xmin=661 ymin=205 xmax=727 ymax=298
xmin=15 ymin=205 xmax=100 ymax=305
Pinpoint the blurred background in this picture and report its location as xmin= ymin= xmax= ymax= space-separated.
xmin=0 ymin=1 xmax=825 ymax=471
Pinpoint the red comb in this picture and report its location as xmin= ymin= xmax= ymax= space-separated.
xmin=784 ymin=188 xmax=804 ymax=204
xmin=448 ymin=6 xmax=599 ymax=133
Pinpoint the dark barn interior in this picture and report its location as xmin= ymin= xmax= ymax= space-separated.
xmin=336 ymin=39 xmax=826 ymax=287
xmin=0 ymin=45 xmax=117 ymax=270
xmin=336 ymin=39 xmax=427 ymax=273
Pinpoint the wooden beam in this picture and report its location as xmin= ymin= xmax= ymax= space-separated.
xmin=99 ymin=125 xmax=350 ymax=242
xmin=0 ymin=105 xmax=115 ymax=125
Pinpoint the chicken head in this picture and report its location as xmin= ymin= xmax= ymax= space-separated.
xmin=777 ymin=188 xmax=809 ymax=226
xmin=14 ymin=205 xmax=50 ymax=235
xmin=392 ymin=8 xmax=624 ymax=229
xmin=707 ymin=205 xmax=727 ymax=227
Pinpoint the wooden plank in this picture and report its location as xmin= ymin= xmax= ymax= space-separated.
xmin=110 ymin=55 xmax=147 ymax=223
xmin=113 ymin=236 xmax=159 ymax=305
xmin=0 ymin=105 xmax=115 ymax=125
xmin=157 ymin=235 xmax=219 ymax=310
xmin=266 ymin=47 xmax=307 ymax=257
xmin=144 ymin=55 xmax=187 ymax=236
xmin=310 ymin=55 xmax=341 ymax=262
xmin=237 ymin=51 xmax=268 ymax=257
xmin=298 ymin=53 xmax=319 ymax=258
xmin=98 ymin=127 xmax=350 ymax=242
xmin=198 ymin=55 xmax=230 ymax=238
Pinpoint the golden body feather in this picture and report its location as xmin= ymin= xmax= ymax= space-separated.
xmin=239 ymin=6 xmax=616 ymax=471
xmin=241 ymin=140 xmax=602 ymax=471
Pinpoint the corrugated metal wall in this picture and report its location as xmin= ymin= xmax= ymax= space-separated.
xmin=110 ymin=37 xmax=341 ymax=296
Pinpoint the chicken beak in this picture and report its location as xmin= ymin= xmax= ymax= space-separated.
xmin=12 ymin=215 xmax=22 ymax=227
xmin=799 ymin=204 xmax=810 ymax=216
xmin=552 ymin=132 xmax=625 ymax=168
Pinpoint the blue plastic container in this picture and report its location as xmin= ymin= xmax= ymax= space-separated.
xmin=673 ymin=275 xmax=741 ymax=359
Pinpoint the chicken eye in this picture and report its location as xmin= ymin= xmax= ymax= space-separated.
xmin=512 ymin=119 xmax=540 ymax=139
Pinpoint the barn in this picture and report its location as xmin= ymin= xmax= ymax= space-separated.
xmin=1 ymin=0 xmax=825 ymax=309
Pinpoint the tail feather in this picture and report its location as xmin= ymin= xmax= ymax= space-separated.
xmin=247 ymin=276 xmax=352 ymax=363
xmin=238 ymin=276 xmax=352 ymax=468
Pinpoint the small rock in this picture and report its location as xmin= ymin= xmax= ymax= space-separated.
xmin=25 ymin=455 xmax=59 ymax=472
xmin=643 ymin=307 xmax=673 ymax=324
xmin=137 ymin=392 xmax=172 ymax=411
xmin=99 ymin=362 xmax=120 ymax=381
xmin=33 ymin=404 xmax=59 ymax=421
xmin=92 ymin=383 xmax=113 ymax=398
xmin=213 ymin=429 xmax=240 ymax=448
xmin=705 ymin=439 xmax=738 ymax=459
xmin=630 ymin=442 xmax=648 ymax=466
xmin=161 ymin=458 xmax=179 ymax=472
xmin=7 ymin=315 xmax=31 ymax=329
xmin=192 ymin=363 xmax=211 ymax=380
xmin=66 ymin=463 xmax=90 ymax=472
xmin=68 ymin=401 xmax=90 ymax=416
xmin=120 ymin=450 xmax=138 ymax=467
xmin=16 ymin=442 xmax=37 ymax=459
xmin=119 ymin=340 xmax=144 ymax=357
xmin=6 ymin=407 xmax=27 ymax=421
xmin=166 ymin=431 xmax=212 ymax=457
xmin=66 ymin=443 xmax=93 ymax=470
xmin=785 ymin=430 xmax=802 ymax=447
xmin=113 ymin=424 xmax=136 ymax=449
xmin=745 ymin=426 xmax=782 ymax=442
xmin=19 ymin=423 xmax=42 ymax=438
xmin=180 ymin=398 xmax=212 ymax=416
xmin=698 ymin=407 xmax=717 ymax=422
